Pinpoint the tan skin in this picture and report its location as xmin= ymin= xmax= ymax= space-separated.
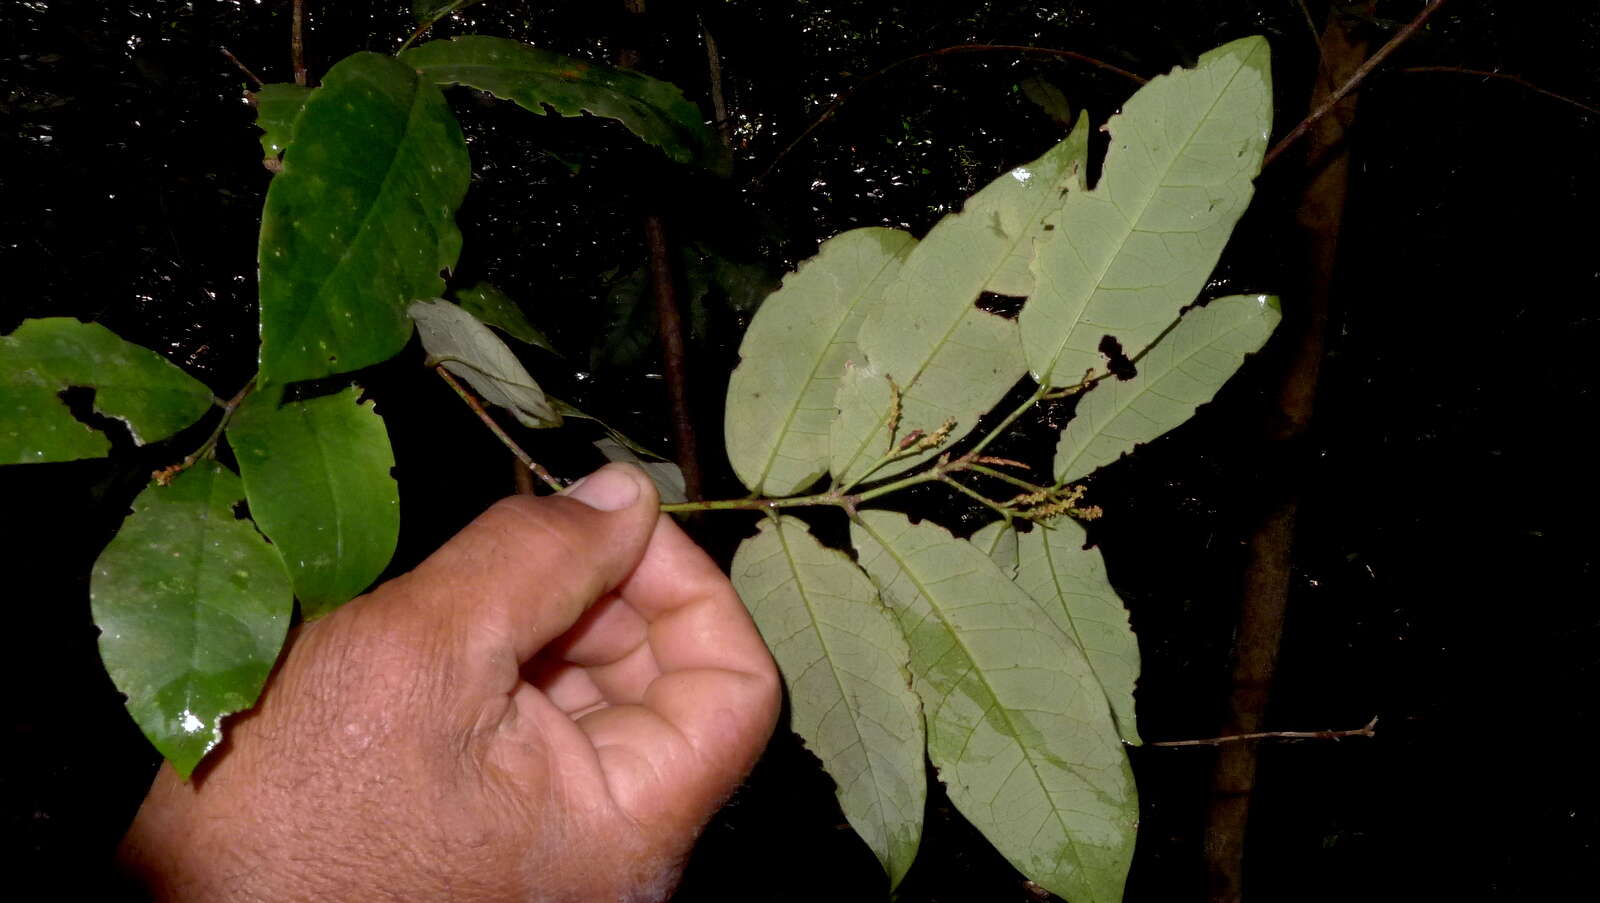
xmin=120 ymin=464 xmax=782 ymax=902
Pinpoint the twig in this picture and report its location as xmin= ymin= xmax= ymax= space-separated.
xmin=1401 ymin=66 xmax=1600 ymax=117
xmin=220 ymin=46 xmax=264 ymax=88
xmin=1264 ymin=0 xmax=1453 ymax=167
xmin=152 ymin=379 xmax=256 ymax=485
xmin=755 ymin=44 xmax=1146 ymax=186
xmin=1150 ymin=716 xmax=1378 ymax=747
xmin=642 ymin=217 xmax=703 ymax=501
xmin=700 ymin=13 xmax=733 ymax=150
xmin=291 ymin=0 xmax=308 ymax=86
xmin=435 ymin=366 xmax=565 ymax=493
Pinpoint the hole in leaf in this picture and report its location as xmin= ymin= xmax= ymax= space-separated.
xmin=1098 ymin=334 xmax=1137 ymax=380
xmin=975 ymin=292 xmax=1024 ymax=320
xmin=58 ymin=386 xmax=136 ymax=450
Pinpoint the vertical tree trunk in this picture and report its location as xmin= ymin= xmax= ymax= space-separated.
xmin=1203 ymin=5 xmax=1374 ymax=900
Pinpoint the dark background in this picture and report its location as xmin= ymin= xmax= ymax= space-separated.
xmin=3 ymin=1 xmax=1596 ymax=900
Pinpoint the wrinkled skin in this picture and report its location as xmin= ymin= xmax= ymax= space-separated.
xmin=120 ymin=465 xmax=781 ymax=902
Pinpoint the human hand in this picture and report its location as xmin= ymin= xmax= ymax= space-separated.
xmin=119 ymin=464 xmax=781 ymax=902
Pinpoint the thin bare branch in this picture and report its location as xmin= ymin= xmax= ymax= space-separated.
xmin=291 ymin=0 xmax=308 ymax=86
xmin=1402 ymin=65 xmax=1600 ymax=117
xmin=1152 ymin=716 xmax=1378 ymax=747
xmin=220 ymin=46 xmax=264 ymax=88
xmin=434 ymin=366 xmax=565 ymax=493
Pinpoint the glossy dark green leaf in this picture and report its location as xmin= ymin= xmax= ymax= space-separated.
xmin=454 ymin=282 xmax=558 ymax=354
xmin=226 ymin=386 xmax=399 ymax=618
xmin=414 ymin=0 xmax=485 ymax=25
xmin=257 ymin=52 xmax=469 ymax=385
xmin=250 ymin=83 xmax=312 ymax=158
xmin=409 ymin=299 xmax=560 ymax=428
xmin=732 ymin=516 xmax=925 ymax=888
xmin=91 ymin=462 xmax=292 ymax=777
xmin=0 ymin=318 xmax=214 ymax=464
xmin=401 ymin=36 xmax=717 ymax=168
xmin=852 ymin=510 xmax=1137 ymax=903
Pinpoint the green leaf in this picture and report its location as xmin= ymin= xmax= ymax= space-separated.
xmin=731 ymin=516 xmax=926 ymax=887
xmin=0 ymin=318 xmax=213 ymax=464
xmin=91 ymin=462 xmax=292 ymax=777
xmin=969 ymin=518 xmax=1019 ymax=577
xmin=401 ymin=35 xmax=718 ymax=168
xmin=1020 ymin=36 xmax=1273 ymax=386
xmin=226 ymin=386 xmax=399 ymax=618
xmin=829 ymin=119 xmax=1091 ymax=487
xmin=413 ymin=0 xmax=485 ymax=25
xmin=1055 ymin=294 xmax=1280 ymax=483
xmin=257 ymin=52 xmax=469 ymax=385
xmin=454 ymin=282 xmax=558 ymax=354
xmin=409 ymin=299 xmax=561 ymax=428
xmin=593 ymin=437 xmax=686 ymax=505
xmin=1020 ymin=75 xmax=1074 ymax=128
xmin=851 ymin=510 xmax=1136 ymax=903
xmin=725 ymin=228 xmax=917 ymax=496
xmin=1015 ymin=520 xmax=1142 ymax=746
xmin=251 ymin=83 xmax=312 ymax=158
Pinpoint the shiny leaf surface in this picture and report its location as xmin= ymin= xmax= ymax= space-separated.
xmin=0 ymin=318 xmax=213 ymax=464
xmin=257 ymin=52 xmax=469 ymax=385
xmin=851 ymin=510 xmax=1136 ymax=903
xmin=1020 ymin=36 xmax=1272 ymax=385
xmin=401 ymin=36 xmax=717 ymax=168
xmin=732 ymin=516 xmax=926 ymax=887
xmin=1055 ymin=294 xmax=1280 ymax=484
xmin=226 ymin=386 xmax=399 ymax=618
xmin=454 ymin=282 xmax=558 ymax=354
xmin=830 ymin=120 xmax=1090 ymax=486
xmin=250 ymin=83 xmax=312 ymax=158
xmin=410 ymin=299 xmax=560 ymax=428
xmin=1015 ymin=520 xmax=1142 ymax=746
xmin=725 ymin=227 xmax=917 ymax=495
xmin=91 ymin=462 xmax=292 ymax=777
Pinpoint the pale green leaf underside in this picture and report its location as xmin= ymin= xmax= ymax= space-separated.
xmin=1056 ymin=293 xmax=1280 ymax=483
xmin=257 ymin=52 xmax=469 ymax=385
xmin=1015 ymin=521 xmax=1142 ymax=746
xmin=731 ymin=516 xmax=926 ymax=888
xmin=454 ymin=282 xmax=558 ymax=354
xmin=594 ymin=437 xmax=686 ymax=504
xmin=409 ymin=299 xmax=561 ymax=428
xmin=0 ymin=318 xmax=213 ymax=464
xmin=969 ymin=518 xmax=1020 ymax=577
xmin=251 ymin=82 xmax=312 ymax=157
xmin=91 ymin=462 xmax=292 ymax=777
xmin=830 ymin=119 xmax=1090 ymax=487
xmin=851 ymin=510 xmax=1136 ymax=903
xmin=226 ymin=386 xmax=399 ymax=618
xmin=725 ymin=227 xmax=917 ymax=496
xmin=1021 ymin=35 xmax=1273 ymax=386
xmin=401 ymin=36 xmax=717 ymax=168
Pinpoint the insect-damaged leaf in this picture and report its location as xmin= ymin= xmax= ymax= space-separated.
xmin=0 ymin=318 xmax=213 ymax=464
xmin=829 ymin=117 xmax=1090 ymax=487
xmin=725 ymin=227 xmax=917 ymax=496
xmin=401 ymin=36 xmax=719 ymax=169
xmin=91 ymin=462 xmax=292 ymax=777
xmin=410 ymin=299 xmax=560 ymax=428
xmin=226 ymin=386 xmax=399 ymax=618
xmin=1020 ymin=36 xmax=1272 ymax=386
xmin=731 ymin=516 xmax=926 ymax=888
xmin=1014 ymin=519 xmax=1142 ymax=746
xmin=1055 ymin=294 xmax=1280 ymax=484
xmin=851 ymin=510 xmax=1136 ymax=903
xmin=250 ymin=82 xmax=312 ymax=159
xmin=257 ymin=52 xmax=469 ymax=385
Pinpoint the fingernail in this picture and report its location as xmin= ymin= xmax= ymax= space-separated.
xmin=563 ymin=465 xmax=641 ymax=511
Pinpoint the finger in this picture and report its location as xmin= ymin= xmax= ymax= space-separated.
xmin=387 ymin=464 xmax=659 ymax=693
xmin=584 ymin=515 xmax=780 ymax=826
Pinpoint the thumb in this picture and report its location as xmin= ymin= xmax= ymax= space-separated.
xmin=394 ymin=463 xmax=660 ymax=681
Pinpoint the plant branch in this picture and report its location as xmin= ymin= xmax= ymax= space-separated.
xmin=291 ymin=0 xmax=308 ymax=86
xmin=152 ymin=379 xmax=255 ymax=485
xmin=1400 ymin=65 xmax=1600 ymax=117
xmin=220 ymin=46 xmax=264 ymax=88
xmin=1264 ymin=0 xmax=1453 ymax=168
xmin=940 ymin=474 xmax=1018 ymax=520
xmin=1152 ymin=716 xmax=1377 ymax=747
xmin=435 ymin=366 xmax=564 ymax=492
xmin=968 ymin=463 xmax=1049 ymax=496
xmin=756 ymin=44 xmax=1146 ymax=186
xmin=967 ymin=383 xmax=1049 ymax=459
